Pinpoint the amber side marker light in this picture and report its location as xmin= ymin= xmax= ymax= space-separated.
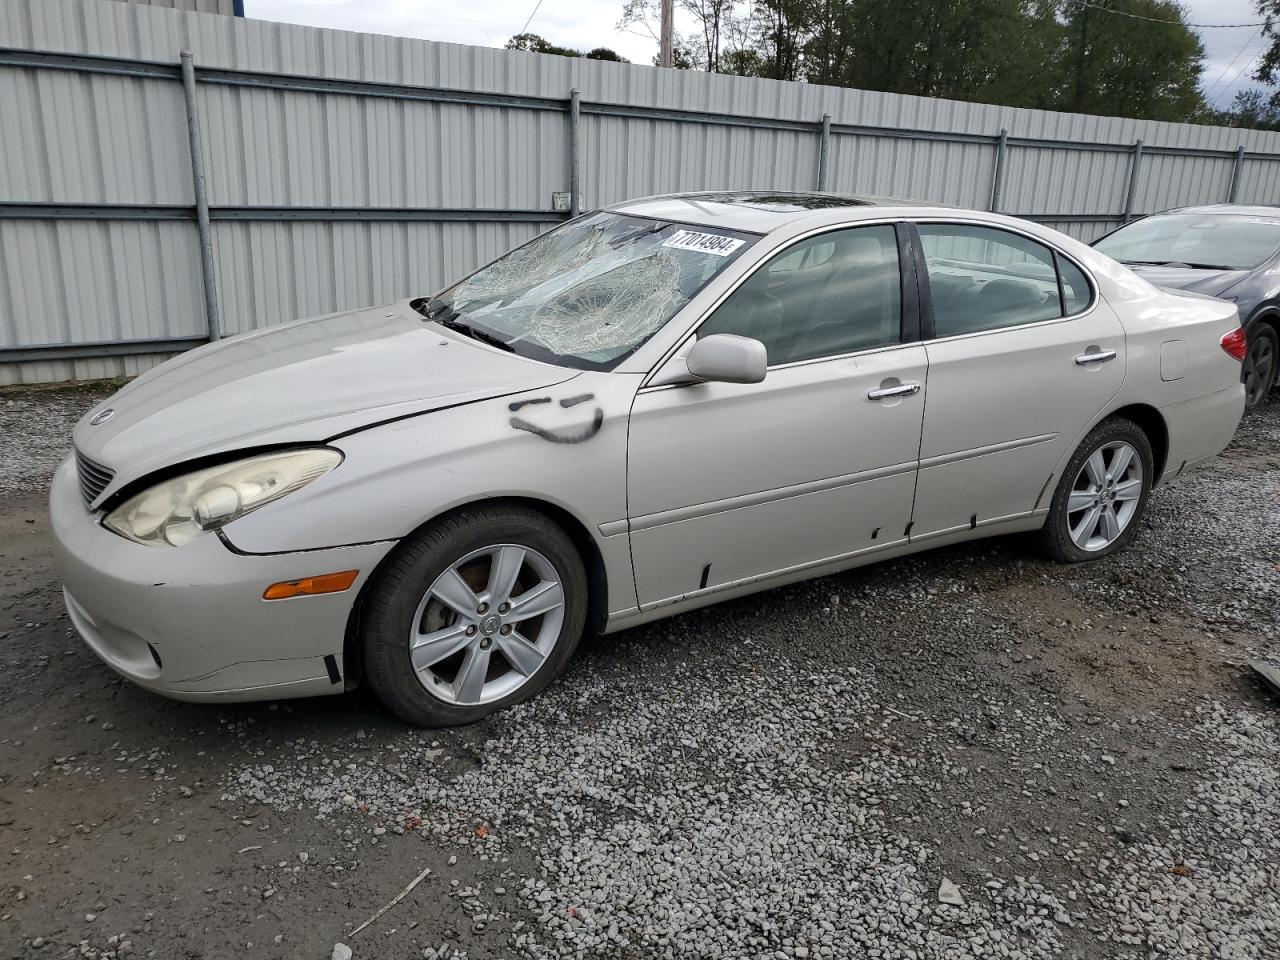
xmin=263 ymin=570 xmax=359 ymax=601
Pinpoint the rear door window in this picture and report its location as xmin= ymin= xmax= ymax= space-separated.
xmin=917 ymin=224 xmax=1088 ymax=338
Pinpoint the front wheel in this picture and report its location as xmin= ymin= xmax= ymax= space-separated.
xmin=1243 ymin=322 xmax=1277 ymax=411
xmin=360 ymin=505 xmax=588 ymax=727
xmin=1036 ymin=418 xmax=1154 ymax=564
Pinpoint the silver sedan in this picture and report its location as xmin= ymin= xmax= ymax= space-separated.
xmin=51 ymin=192 xmax=1246 ymax=725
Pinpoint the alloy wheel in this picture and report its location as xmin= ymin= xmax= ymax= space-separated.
xmin=1066 ymin=440 xmax=1144 ymax=552
xmin=408 ymin=544 xmax=565 ymax=705
xmin=1243 ymin=331 xmax=1275 ymax=408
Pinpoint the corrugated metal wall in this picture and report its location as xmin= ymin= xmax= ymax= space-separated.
xmin=109 ymin=0 xmax=237 ymax=16
xmin=3 ymin=0 xmax=1280 ymax=384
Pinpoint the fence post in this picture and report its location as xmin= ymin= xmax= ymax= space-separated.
xmin=816 ymin=114 xmax=831 ymax=191
xmin=1229 ymin=145 xmax=1245 ymax=203
xmin=179 ymin=50 xmax=221 ymax=342
xmin=1122 ymin=140 xmax=1144 ymax=223
xmin=569 ymin=89 xmax=581 ymax=217
xmin=989 ymin=128 xmax=1008 ymax=213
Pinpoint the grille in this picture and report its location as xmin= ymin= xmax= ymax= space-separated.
xmin=75 ymin=449 xmax=115 ymax=507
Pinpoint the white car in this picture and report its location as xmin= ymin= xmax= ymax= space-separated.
xmin=51 ymin=192 xmax=1246 ymax=726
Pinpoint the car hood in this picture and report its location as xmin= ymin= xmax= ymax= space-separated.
xmin=1125 ymin=264 xmax=1249 ymax=298
xmin=73 ymin=300 xmax=578 ymax=491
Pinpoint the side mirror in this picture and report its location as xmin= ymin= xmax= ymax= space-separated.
xmin=685 ymin=334 xmax=768 ymax=384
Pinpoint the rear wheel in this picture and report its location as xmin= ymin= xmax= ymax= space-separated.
xmin=361 ymin=505 xmax=587 ymax=726
xmin=1243 ymin=322 xmax=1277 ymax=410
xmin=1037 ymin=418 xmax=1153 ymax=563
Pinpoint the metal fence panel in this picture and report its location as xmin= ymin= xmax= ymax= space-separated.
xmin=583 ymin=115 xmax=821 ymax=206
xmin=3 ymin=0 xmax=1280 ymax=384
xmin=112 ymin=0 xmax=236 ymax=14
xmin=1000 ymin=146 xmax=1130 ymax=218
xmin=210 ymin=219 xmax=542 ymax=337
xmin=829 ymin=135 xmax=994 ymax=208
xmin=0 ymin=67 xmax=189 ymax=204
xmin=1134 ymin=153 xmax=1235 ymax=212
xmin=1238 ymin=159 xmax=1280 ymax=205
xmin=1032 ymin=220 xmax=1106 ymax=243
xmin=196 ymin=88 xmax=569 ymax=209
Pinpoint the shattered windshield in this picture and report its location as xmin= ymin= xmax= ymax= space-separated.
xmin=422 ymin=212 xmax=755 ymax=368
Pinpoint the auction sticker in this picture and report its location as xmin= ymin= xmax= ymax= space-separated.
xmin=662 ymin=230 xmax=745 ymax=256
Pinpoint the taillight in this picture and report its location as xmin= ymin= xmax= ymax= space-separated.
xmin=1220 ymin=326 xmax=1248 ymax=362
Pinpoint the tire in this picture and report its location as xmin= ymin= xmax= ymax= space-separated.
xmin=360 ymin=504 xmax=588 ymax=727
xmin=1036 ymin=417 xmax=1154 ymax=564
xmin=1243 ymin=322 xmax=1277 ymax=411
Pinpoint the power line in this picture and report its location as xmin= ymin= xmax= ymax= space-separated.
xmin=1064 ymin=0 xmax=1264 ymax=29
xmin=1204 ymin=31 xmax=1263 ymax=101
xmin=518 ymin=0 xmax=545 ymax=37
xmin=1212 ymin=51 xmax=1264 ymax=107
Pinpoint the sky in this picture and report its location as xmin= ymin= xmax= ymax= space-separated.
xmin=1188 ymin=0 xmax=1272 ymax=108
xmin=245 ymin=0 xmax=1274 ymax=111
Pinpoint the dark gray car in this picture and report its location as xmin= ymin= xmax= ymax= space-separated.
xmin=1093 ymin=204 xmax=1279 ymax=409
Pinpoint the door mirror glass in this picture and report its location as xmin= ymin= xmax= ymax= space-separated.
xmin=685 ymin=334 xmax=767 ymax=384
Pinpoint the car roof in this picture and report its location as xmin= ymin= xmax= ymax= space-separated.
xmin=605 ymin=191 xmax=944 ymax=234
xmin=1156 ymin=203 xmax=1280 ymax=218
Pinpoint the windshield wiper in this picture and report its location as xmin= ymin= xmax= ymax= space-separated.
xmin=1122 ymin=259 xmax=1235 ymax=270
xmin=436 ymin=314 xmax=515 ymax=353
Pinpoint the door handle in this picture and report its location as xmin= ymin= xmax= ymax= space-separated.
xmin=867 ymin=382 xmax=921 ymax=400
xmin=1075 ymin=348 xmax=1117 ymax=365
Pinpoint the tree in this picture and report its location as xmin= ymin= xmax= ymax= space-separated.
xmin=505 ymin=33 xmax=629 ymax=62
xmin=1258 ymin=0 xmax=1280 ymax=83
xmin=791 ymin=0 xmax=1061 ymax=104
xmin=1058 ymin=0 xmax=1205 ymax=121
xmin=613 ymin=0 xmax=1209 ymax=121
xmin=1201 ymin=88 xmax=1280 ymax=130
xmin=620 ymin=0 xmax=757 ymax=72
xmin=585 ymin=47 xmax=630 ymax=62
xmin=506 ymin=33 xmax=579 ymax=57
xmin=755 ymin=0 xmax=808 ymax=81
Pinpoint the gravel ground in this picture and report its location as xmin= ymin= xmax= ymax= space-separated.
xmin=1 ymin=384 xmax=1277 ymax=960
xmin=0 ymin=385 xmax=114 ymax=495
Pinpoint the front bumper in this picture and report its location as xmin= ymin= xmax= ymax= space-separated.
xmin=49 ymin=455 xmax=396 ymax=702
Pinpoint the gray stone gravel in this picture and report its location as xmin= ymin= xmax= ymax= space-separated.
xmin=1092 ymin=702 xmax=1279 ymax=957
xmin=226 ymin=653 xmax=1280 ymax=959
xmin=232 ymin=659 xmax=1089 ymax=958
xmin=0 ymin=384 xmax=113 ymax=496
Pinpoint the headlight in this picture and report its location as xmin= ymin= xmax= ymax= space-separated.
xmin=103 ymin=448 xmax=342 ymax=548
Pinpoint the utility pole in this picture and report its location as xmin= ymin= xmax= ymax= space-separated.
xmin=1072 ymin=1 xmax=1090 ymax=112
xmin=660 ymin=0 xmax=674 ymax=67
